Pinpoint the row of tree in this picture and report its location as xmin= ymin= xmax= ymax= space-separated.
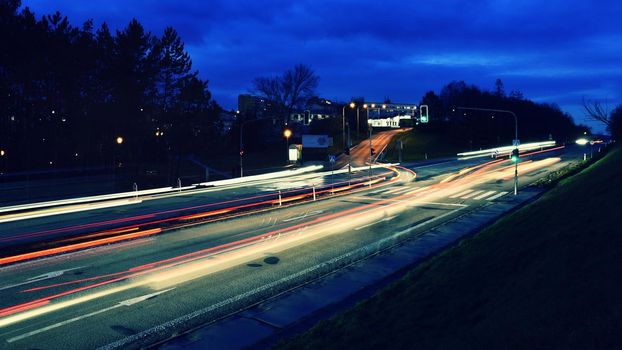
xmin=1 ymin=1 xmax=222 ymax=173
xmin=418 ymin=80 xmax=586 ymax=149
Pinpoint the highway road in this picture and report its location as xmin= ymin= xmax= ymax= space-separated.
xmin=0 ymin=167 xmax=395 ymax=261
xmin=0 ymin=144 xmax=583 ymax=349
xmin=336 ymin=128 xmax=406 ymax=168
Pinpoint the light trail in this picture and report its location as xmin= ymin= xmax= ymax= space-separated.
xmin=0 ymin=169 xmax=398 ymax=267
xmin=0 ymin=229 xmax=161 ymax=265
xmin=0 ymin=149 xmax=565 ymax=328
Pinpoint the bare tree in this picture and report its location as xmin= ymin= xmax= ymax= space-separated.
xmin=582 ymin=97 xmax=611 ymax=127
xmin=253 ymin=64 xmax=319 ymax=121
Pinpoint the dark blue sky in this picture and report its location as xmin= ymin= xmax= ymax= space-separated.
xmin=23 ymin=0 xmax=622 ymax=132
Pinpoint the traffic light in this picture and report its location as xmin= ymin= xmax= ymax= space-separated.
xmin=420 ymin=105 xmax=429 ymax=123
xmin=510 ymin=148 xmax=519 ymax=163
xmin=345 ymin=147 xmax=350 ymax=155
xmin=240 ymin=149 xmax=245 ymax=157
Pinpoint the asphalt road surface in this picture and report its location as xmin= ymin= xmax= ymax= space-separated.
xmin=0 ymin=144 xmax=584 ymax=349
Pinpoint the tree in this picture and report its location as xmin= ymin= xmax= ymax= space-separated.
xmin=157 ymin=27 xmax=192 ymax=112
xmin=253 ymin=64 xmax=319 ymax=123
xmin=419 ymin=91 xmax=442 ymax=122
xmin=494 ymin=78 xmax=505 ymax=97
xmin=609 ymin=105 xmax=622 ymax=140
xmin=582 ymin=98 xmax=611 ymax=129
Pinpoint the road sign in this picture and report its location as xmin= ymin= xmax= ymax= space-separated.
xmin=328 ymin=154 xmax=336 ymax=163
xmin=512 ymin=139 xmax=520 ymax=146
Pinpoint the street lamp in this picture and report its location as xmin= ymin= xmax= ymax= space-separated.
xmin=0 ymin=149 xmax=5 ymax=157
xmin=342 ymin=102 xmax=356 ymax=173
xmin=363 ymin=104 xmax=373 ymax=186
xmin=457 ymin=106 xmax=519 ymax=195
xmin=116 ymin=136 xmax=124 ymax=145
xmin=284 ymin=128 xmax=292 ymax=163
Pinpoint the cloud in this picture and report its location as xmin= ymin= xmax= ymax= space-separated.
xmin=21 ymin=0 xmax=622 ymax=131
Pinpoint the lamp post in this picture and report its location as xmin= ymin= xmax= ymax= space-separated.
xmin=113 ymin=136 xmax=124 ymax=187
xmin=457 ymin=107 xmax=519 ymax=195
xmin=342 ymin=102 xmax=355 ymax=173
xmin=364 ymin=104 xmax=372 ymax=186
xmin=356 ymin=106 xmax=360 ymax=141
xmin=284 ymin=128 xmax=292 ymax=163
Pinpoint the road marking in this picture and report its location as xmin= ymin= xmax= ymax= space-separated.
xmin=366 ymin=188 xmax=389 ymax=196
xmin=486 ymin=191 xmax=508 ymax=201
xmin=412 ymin=202 xmax=469 ymax=208
xmin=384 ymin=186 xmax=408 ymax=195
xmin=388 ymin=187 xmax=416 ymax=195
xmin=473 ymin=191 xmax=497 ymax=200
xmin=0 ymin=266 xmax=86 ymax=291
xmin=7 ymin=288 xmax=175 ymax=343
xmin=355 ymin=216 xmax=397 ymax=231
xmin=282 ymin=210 xmax=324 ymax=223
xmin=449 ymin=189 xmax=474 ymax=198
xmin=461 ymin=190 xmax=484 ymax=199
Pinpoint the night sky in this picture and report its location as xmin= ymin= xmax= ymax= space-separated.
xmin=23 ymin=0 xmax=622 ymax=133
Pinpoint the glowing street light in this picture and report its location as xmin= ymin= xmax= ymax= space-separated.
xmin=342 ymin=102 xmax=356 ymax=173
xmin=116 ymin=136 xmax=124 ymax=145
xmin=284 ymin=128 xmax=292 ymax=163
xmin=0 ymin=149 xmax=5 ymax=157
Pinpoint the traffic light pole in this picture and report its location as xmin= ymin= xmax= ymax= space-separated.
xmin=369 ymin=124 xmax=373 ymax=187
xmin=240 ymin=124 xmax=244 ymax=177
xmin=458 ymin=107 xmax=519 ymax=195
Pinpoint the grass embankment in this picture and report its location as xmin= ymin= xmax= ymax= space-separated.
xmin=385 ymin=129 xmax=463 ymax=162
xmin=279 ymin=147 xmax=622 ymax=349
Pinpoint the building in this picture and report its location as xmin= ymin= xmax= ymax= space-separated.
xmin=290 ymin=97 xmax=338 ymax=125
xmin=237 ymin=94 xmax=274 ymax=119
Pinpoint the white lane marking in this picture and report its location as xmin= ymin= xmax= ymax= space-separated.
xmin=384 ymin=187 xmax=408 ymax=195
xmin=0 ymin=266 xmax=86 ymax=291
xmin=366 ymin=188 xmax=389 ymax=195
xmin=389 ymin=187 xmax=417 ymax=195
xmin=282 ymin=210 xmax=324 ymax=223
xmin=461 ymin=190 xmax=484 ymax=199
xmin=7 ymin=288 xmax=175 ymax=343
xmin=473 ymin=191 xmax=497 ymax=200
xmin=411 ymin=202 xmax=469 ymax=208
xmin=486 ymin=191 xmax=508 ymax=201
xmin=355 ymin=216 xmax=397 ymax=231
xmin=449 ymin=189 xmax=474 ymax=198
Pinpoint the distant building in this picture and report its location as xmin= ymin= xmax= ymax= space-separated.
xmin=237 ymin=94 xmax=274 ymax=119
xmin=290 ymin=97 xmax=338 ymax=125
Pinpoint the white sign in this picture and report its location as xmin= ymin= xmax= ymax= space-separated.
xmin=328 ymin=155 xmax=336 ymax=163
xmin=512 ymin=139 xmax=520 ymax=146
xmin=302 ymin=134 xmax=329 ymax=148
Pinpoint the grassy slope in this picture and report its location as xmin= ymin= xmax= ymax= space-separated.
xmin=385 ymin=129 xmax=463 ymax=162
xmin=279 ymin=147 xmax=622 ymax=350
